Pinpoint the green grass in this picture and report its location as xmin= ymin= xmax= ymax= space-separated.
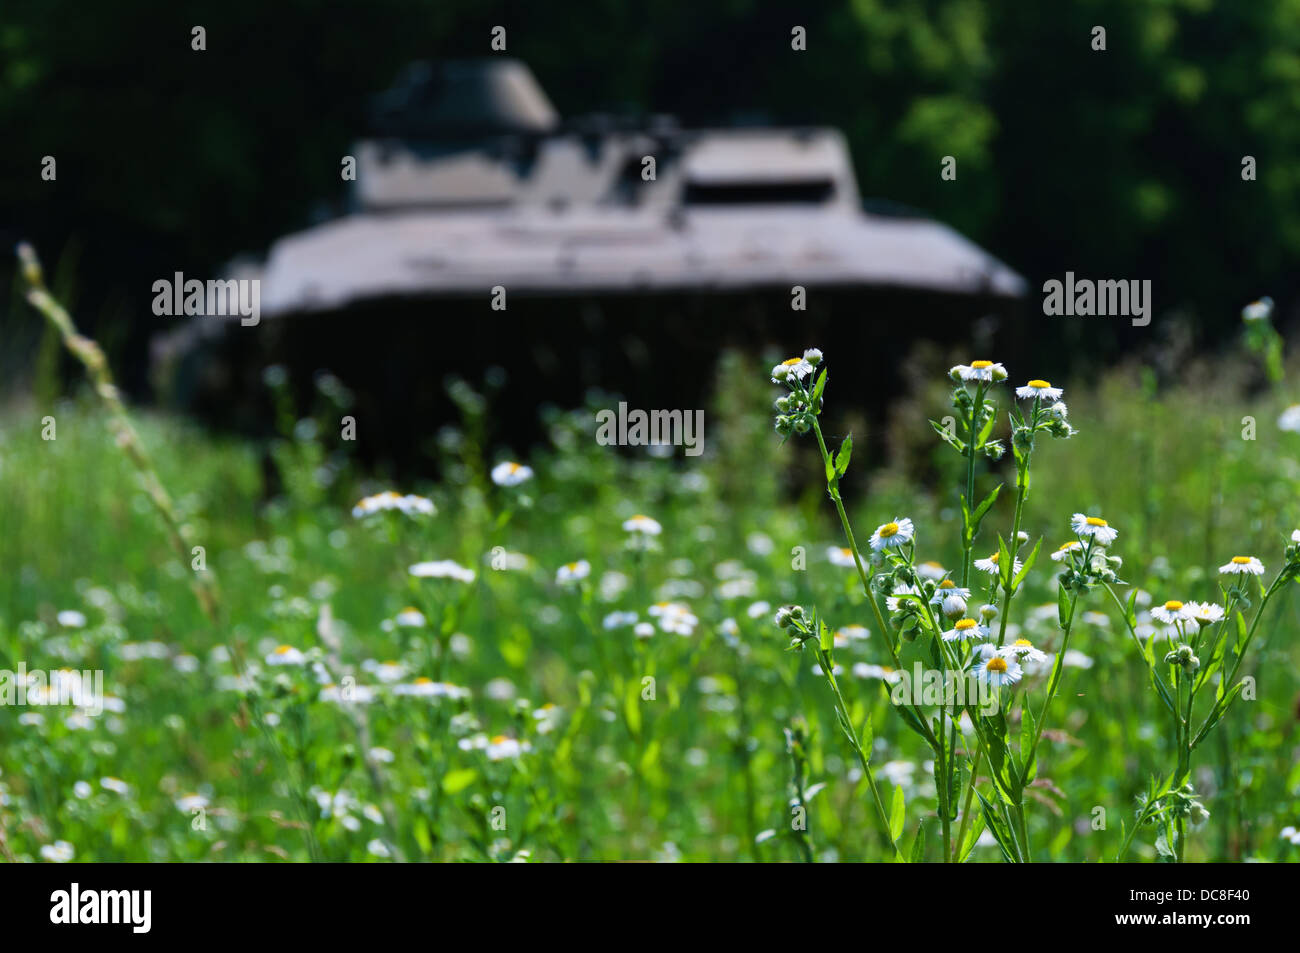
xmin=1 ymin=344 xmax=1299 ymax=863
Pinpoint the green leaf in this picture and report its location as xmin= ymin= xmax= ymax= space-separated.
xmin=909 ymin=818 xmax=928 ymax=863
xmin=997 ymin=534 xmax=1014 ymax=588
xmin=834 ymin=434 xmax=853 ymax=477
xmin=889 ymin=784 xmax=906 ymax=842
xmin=971 ymin=483 xmax=1003 ymax=527
xmin=811 ymin=368 xmax=828 ymax=406
xmin=1057 ymin=584 xmax=1072 ymax=628
xmin=442 ymin=767 xmax=478 ymax=795
xmin=1012 ymin=538 xmax=1042 ymax=591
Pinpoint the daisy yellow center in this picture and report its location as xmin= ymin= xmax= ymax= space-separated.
xmin=383 ymin=660 xmax=399 ymax=667
xmin=781 ymin=357 xmax=802 ymax=367
xmin=879 ymin=522 xmax=900 ymax=537
xmin=1059 ymin=541 xmax=1079 ymax=551
xmin=1028 ymin=379 xmax=1051 ymax=388
xmin=414 ymin=677 xmax=433 ymax=684
xmin=1014 ymin=639 xmax=1032 ymax=647
xmin=1164 ymin=601 xmax=1183 ymax=611
xmin=955 ymin=619 xmax=977 ymax=631
xmin=971 ymin=360 xmax=993 ymax=369
xmin=402 ymin=606 xmax=419 ymax=613
xmin=275 ymin=645 xmax=293 ymax=654
xmin=1085 ymin=517 xmax=1108 ymax=527
xmin=507 ymin=462 xmax=521 ymax=472
xmin=566 ymin=562 xmax=580 ymax=571
xmin=939 ymin=580 xmax=955 ymax=589
xmin=986 ymin=657 xmax=1008 ymax=673
xmin=988 ymin=552 xmax=1000 ymax=563
xmin=490 ymin=735 xmax=510 ymax=745
xmin=839 ymin=548 xmax=852 ymax=556
xmin=1231 ymin=556 xmax=1252 ymax=564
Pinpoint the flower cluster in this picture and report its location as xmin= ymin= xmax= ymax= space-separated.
xmin=770 ymin=349 xmax=824 ymax=437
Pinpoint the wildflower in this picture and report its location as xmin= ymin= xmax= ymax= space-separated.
xmin=74 ymin=780 xmax=93 ymax=799
xmin=649 ymin=601 xmax=698 ymax=635
xmin=852 ymin=663 xmax=901 ymax=684
xmin=556 ymin=560 xmax=591 ymax=585
xmin=950 ymin=360 xmax=1007 ymax=383
xmin=1000 ymin=639 xmax=1049 ymax=664
xmin=1219 ymin=555 xmax=1265 ymax=576
xmin=490 ymin=461 xmax=534 ymax=487
xmin=392 ymin=678 xmax=469 ymax=700
xmin=1279 ymin=405 xmax=1300 ymax=433
xmin=267 ymin=644 xmax=307 ymax=666
xmin=634 ymin=622 xmax=655 ymax=638
xmin=1015 ymin=379 xmax=1063 ymax=401
xmin=395 ymin=607 xmax=426 ymax=628
xmin=1242 ymin=297 xmax=1273 ymax=322
xmin=1071 ymin=513 xmax=1119 ymax=545
xmin=746 ymin=600 xmax=772 ymax=619
xmin=837 ymin=624 xmax=870 ymax=642
xmin=533 ymin=703 xmax=563 ymax=734
xmin=941 ymin=618 xmax=988 ymax=643
xmin=1187 ymin=602 xmax=1226 ymax=626
xmin=770 ymin=350 xmax=820 ymax=383
xmin=916 ymin=561 xmax=947 ymax=581
xmin=362 ymin=659 xmax=407 ymax=683
xmin=886 ymin=583 xmax=920 ymax=612
xmin=486 ymin=735 xmax=530 ymax=761
xmin=930 ymin=580 xmax=971 ymax=618
xmin=1050 ymin=540 xmax=1082 ymax=562
xmin=869 ymin=517 xmax=914 ymax=552
xmin=971 ymin=652 xmax=1022 ymax=687
xmin=40 ymin=841 xmax=75 ymax=863
xmin=175 ymin=793 xmax=209 ymax=812
xmin=978 ymin=603 xmax=999 ymax=621
xmin=602 ymin=611 xmax=638 ymax=630
xmin=409 ymin=560 xmax=476 ymax=583
xmin=622 ymin=514 xmax=663 ymax=536
xmin=1151 ymin=600 xmax=1194 ymax=625
xmin=56 ymin=610 xmax=87 ymax=628
xmin=352 ymin=491 xmax=435 ymax=518
xmin=1062 ymin=649 xmax=1094 ymax=669
xmin=973 ymin=551 xmax=1022 ymax=576
xmin=368 ymin=839 xmax=391 ymax=858
xmin=827 ymin=546 xmax=857 ymax=567
xmin=101 ymin=777 xmax=130 ymax=795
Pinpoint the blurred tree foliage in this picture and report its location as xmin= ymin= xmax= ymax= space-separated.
xmin=2 ymin=0 xmax=1297 ymax=389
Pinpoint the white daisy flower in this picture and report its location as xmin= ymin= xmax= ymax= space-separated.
xmin=392 ymin=678 xmax=469 ymax=700
xmin=1062 ymin=649 xmax=1093 ymax=669
xmin=368 ymin=839 xmax=391 ymax=858
xmin=622 ymin=514 xmax=663 ymax=535
xmin=929 ymin=580 xmax=972 ymax=617
xmin=971 ymin=653 xmax=1022 ymax=687
xmin=746 ymin=600 xmax=771 ymax=619
xmin=1071 ymin=513 xmax=1119 ymax=545
xmin=556 ymin=560 xmax=592 ymax=584
xmin=352 ymin=491 xmax=435 ymax=518
xmin=175 ymin=793 xmax=209 ymax=812
xmin=395 ymin=607 xmax=426 ymax=628
xmin=973 ymin=551 xmax=1022 ymax=576
xmin=1219 ymin=555 xmax=1265 ymax=576
xmin=485 ymin=734 xmax=531 ymax=761
xmin=40 ymin=841 xmax=75 ymax=863
xmin=491 ymin=461 xmax=534 ymax=487
xmin=1187 ymin=602 xmax=1226 ymax=626
xmin=886 ymin=583 xmax=920 ymax=612
xmin=1242 ymin=297 xmax=1273 ymax=322
xmin=837 ymin=624 xmax=870 ymax=642
xmin=950 ymin=360 xmax=1007 ymax=383
xmin=852 ymin=663 xmax=901 ymax=683
xmin=999 ymin=639 xmax=1049 ymax=663
xmin=56 ymin=610 xmax=87 ymax=628
xmin=770 ymin=350 xmax=821 ymax=383
xmin=602 ymin=611 xmax=638 ymax=630
xmin=1279 ymin=405 xmax=1300 ymax=433
xmin=1050 ymin=540 xmax=1082 ymax=562
xmin=942 ymin=618 xmax=988 ymax=643
xmin=1151 ymin=600 xmax=1194 ymax=625
xmin=827 ymin=546 xmax=857 ymax=567
xmin=267 ymin=644 xmax=307 ymax=666
xmin=1015 ymin=379 xmax=1063 ymax=401
xmin=633 ymin=622 xmax=655 ymax=639
xmin=74 ymin=780 xmax=93 ymax=799
xmin=869 ymin=517 xmax=914 ymax=551
xmin=101 ymin=777 xmax=130 ymax=795
xmin=648 ymin=601 xmax=699 ymax=635
xmin=362 ymin=659 xmax=407 ymax=683
xmin=1293 ymin=529 xmax=1300 ymax=544
xmin=915 ymin=561 xmax=947 ymax=581
xmin=409 ymin=560 xmax=476 ymax=583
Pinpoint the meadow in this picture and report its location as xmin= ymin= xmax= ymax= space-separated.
xmin=2 ymin=276 xmax=1299 ymax=862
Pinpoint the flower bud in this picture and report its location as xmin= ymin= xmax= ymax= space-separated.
xmin=979 ymin=603 xmax=998 ymax=621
